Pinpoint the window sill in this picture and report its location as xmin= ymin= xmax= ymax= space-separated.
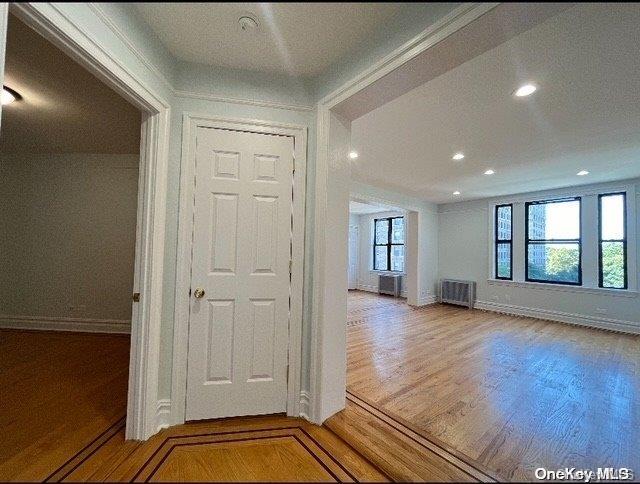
xmin=487 ymin=279 xmax=638 ymax=298
xmin=370 ymin=270 xmax=405 ymax=276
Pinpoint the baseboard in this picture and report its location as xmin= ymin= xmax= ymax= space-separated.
xmin=156 ymin=399 xmax=171 ymax=431
xmin=299 ymin=390 xmax=311 ymax=421
xmin=0 ymin=314 xmax=131 ymax=334
xmin=356 ymin=283 xmax=378 ymax=293
xmin=356 ymin=283 xmax=408 ymax=298
xmin=416 ymin=294 xmax=438 ymax=306
xmin=475 ymin=300 xmax=640 ymax=335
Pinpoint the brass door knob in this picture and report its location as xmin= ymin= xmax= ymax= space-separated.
xmin=193 ymin=288 xmax=205 ymax=299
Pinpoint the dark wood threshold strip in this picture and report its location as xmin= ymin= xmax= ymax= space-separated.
xmin=45 ymin=415 xmax=127 ymax=482
xmin=346 ymin=391 xmax=498 ymax=482
xmin=134 ymin=425 xmax=363 ymax=482
xmin=47 ymin=417 xmax=386 ymax=482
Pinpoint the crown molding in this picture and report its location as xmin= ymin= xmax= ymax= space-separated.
xmin=88 ymin=3 xmax=314 ymax=113
xmin=173 ymin=89 xmax=313 ymax=112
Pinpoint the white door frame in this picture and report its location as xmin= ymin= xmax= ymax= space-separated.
xmin=348 ymin=224 xmax=359 ymax=290
xmin=2 ymin=3 xmax=171 ymax=440
xmin=171 ymin=113 xmax=307 ymax=425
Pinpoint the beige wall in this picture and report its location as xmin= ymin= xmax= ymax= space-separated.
xmin=0 ymin=153 xmax=139 ymax=325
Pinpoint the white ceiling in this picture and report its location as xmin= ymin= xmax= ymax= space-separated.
xmin=1 ymin=14 xmax=140 ymax=154
xmin=349 ymin=200 xmax=399 ymax=215
xmin=351 ymin=4 xmax=640 ymax=203
xmin=133 ymin=3 xmax=403 ymax=77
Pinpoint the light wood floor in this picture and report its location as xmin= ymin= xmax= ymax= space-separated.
xmin=4 ymin=298 xmax=638 ymax=482
xmin=0 ymin=330 xmax=130 ymax=481
xmin=0 ymin=329 xmax=390 ymax=482
xmin=345 ymin=290 xmax=640 ymax=481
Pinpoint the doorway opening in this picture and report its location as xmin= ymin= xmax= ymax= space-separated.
xmin=0 ymin=13 xmax=143 ymax=479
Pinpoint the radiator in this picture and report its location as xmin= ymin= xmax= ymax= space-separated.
xmin=378 ymin=274 xmax=401 ymax=297
xmin=440 ymin=279 xmax=475 ymax=308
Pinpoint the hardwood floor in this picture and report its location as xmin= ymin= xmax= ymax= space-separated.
xmin=0 ymin=329 xmax=389 ymax=482
xmin=345 ymin=290 xmax=640 ymax=481
xmin=0 ymin=330 xmax=130 ymax=481
xmin=3 ymin=297 xmax=638 ymax=482
xmin=44 ymin=415 xmax=388 ymax=482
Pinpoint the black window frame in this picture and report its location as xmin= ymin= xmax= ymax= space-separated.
xmin=494 ymin=204 xmax=513 ymax=280
xmin=525 ymin=197 xmax=582 ymax=286
xmin=598 ymin=192 xmax=628 ymax=289
xmin=373 ymin=216 xmax=405 ymax=272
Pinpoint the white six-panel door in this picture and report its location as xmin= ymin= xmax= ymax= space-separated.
xmin=185 ymin=127 xmax=294 ymax=420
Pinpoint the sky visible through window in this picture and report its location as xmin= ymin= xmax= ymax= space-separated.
xmin=540 ymin=201 xmax=579 ymax=239
xmin=601 ymin=195 xmax=624 ymax=239
xmin=539 ymin=198 xmax=623 ymax=239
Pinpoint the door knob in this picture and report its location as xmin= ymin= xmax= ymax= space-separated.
xmin=193 ymin=288 xmax=205 ymax=299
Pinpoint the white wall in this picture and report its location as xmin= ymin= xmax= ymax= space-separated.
xmin=438 ymin=179 xmax=640 ymax=332
xmin=0 ymin=153 xmax=139 ymax=324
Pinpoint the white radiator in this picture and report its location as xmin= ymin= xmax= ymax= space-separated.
xmin=440 ymin=279 xmax=475 ymax=308
xmin=378 ymin=274 xmax=401 ymax=297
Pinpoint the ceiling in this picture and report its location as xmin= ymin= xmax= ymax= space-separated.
xmin=0 ymin=14 xmax=141 ymax=154
xmin=133 ymin=3 xmax=403 ymax=77
xmin=350 ymin=4 xmax=640 ymax=203
xmin=349 ymin=200 xmax=400 ymax=215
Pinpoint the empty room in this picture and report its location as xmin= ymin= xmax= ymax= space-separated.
xmin=0 ymin=12 xmax=141 ymax=480
xmin=0 ymin=3 xmax=638 ymax=483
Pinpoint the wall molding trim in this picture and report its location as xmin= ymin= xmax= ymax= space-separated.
xmin=87 ymin=2 xmax=175 ymax=93
xmin=299 ymin=391 xmax=311 ymax=421
xmin=476 ymin=300 xmax=640 ymax=335
xmin=0 ymin=314 xmax=131 ymax=334
xmin=156 ymin=399 xmax=171 ymax=431
xmin=174 ymin=89 xmax=313 ymax=112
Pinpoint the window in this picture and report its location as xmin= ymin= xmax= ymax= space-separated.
xmin=599 ymin=193 xmax=627 ymax=289
xmin=495 ymin=204 xmax=513 ymax=279
xmin=373 ymin=217 xmax=404 ymax=272
xmin=525 ymin=198 xmax=581 ymax=285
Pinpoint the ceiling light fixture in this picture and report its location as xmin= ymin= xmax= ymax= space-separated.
xmin=238 ymin=14 xmax=259 ymax=31
xmin=484 ymin=169 xmax=495 ymax=175
xmin=452 ymin=152 xmax=465 ymax=161
xmin=514 ymin=83 xmax=537 ymax=97
xmin=453 ymin=191 xmax=461 ymax=196
xmin=2 ymin=86 xmax=20 ymax=105
xmin=577 ymin=170 xmax=589 ymax=176
xmin=348 ymin=151 xmax=358 ymax=159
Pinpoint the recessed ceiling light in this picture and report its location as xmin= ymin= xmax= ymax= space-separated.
xmin=452 ymin=152 xmax=465 ymax=161
xmin=577 ymin=170 xmax=589 ymax=176
xmin=453 ymin=191 xmax=461 ymax=196
xmin=2 ymin=86 xmax=20 ymax=105
xmin=348 ymin=151 xmax=358 ymax=159
xmin=484 ymin=169 xmax=495 ymax=175
xmin=514 ymin=83 xmax=537 ymax=97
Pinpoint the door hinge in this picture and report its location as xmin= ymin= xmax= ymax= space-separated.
xmin=132 ymin=292 xmax=140 ymax=302
xmin=289 ymin=260 xmax=292 ymax=274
